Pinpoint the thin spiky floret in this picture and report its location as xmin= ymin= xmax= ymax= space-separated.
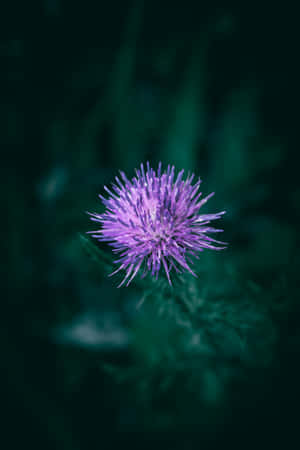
xmin=88 ymin=162 xmax=226 ymax=287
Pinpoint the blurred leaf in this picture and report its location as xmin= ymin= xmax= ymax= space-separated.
xmin=79 ymin=233 xmax=113 ymax=270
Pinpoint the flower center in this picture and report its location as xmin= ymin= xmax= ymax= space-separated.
xmin=152 ymin=230 xmax=170 ymax=245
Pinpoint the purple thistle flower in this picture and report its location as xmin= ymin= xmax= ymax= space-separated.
xmin=88 ymin=162 xmax=227 ymax=287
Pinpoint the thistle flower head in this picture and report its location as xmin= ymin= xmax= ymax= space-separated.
xmin=88 ymin=162 xmax=226 ymax=287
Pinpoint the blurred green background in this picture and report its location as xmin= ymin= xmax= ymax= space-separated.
xmin=2 ymin=0 xmax=300 ymax=448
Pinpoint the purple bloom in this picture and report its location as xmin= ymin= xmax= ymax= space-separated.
xmin=88 ymin=162 xmax=226 ymax=287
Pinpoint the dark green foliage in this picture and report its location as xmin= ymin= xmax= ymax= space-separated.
xmin=95 ymin=250 xmax=277 ymax=432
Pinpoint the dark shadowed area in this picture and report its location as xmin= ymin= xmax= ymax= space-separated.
xmin=2 ymin=1 xmax=300 ymax=448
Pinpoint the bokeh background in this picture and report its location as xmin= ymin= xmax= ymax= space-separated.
xmin=3 ymin=1 xmax=300 ymax=448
